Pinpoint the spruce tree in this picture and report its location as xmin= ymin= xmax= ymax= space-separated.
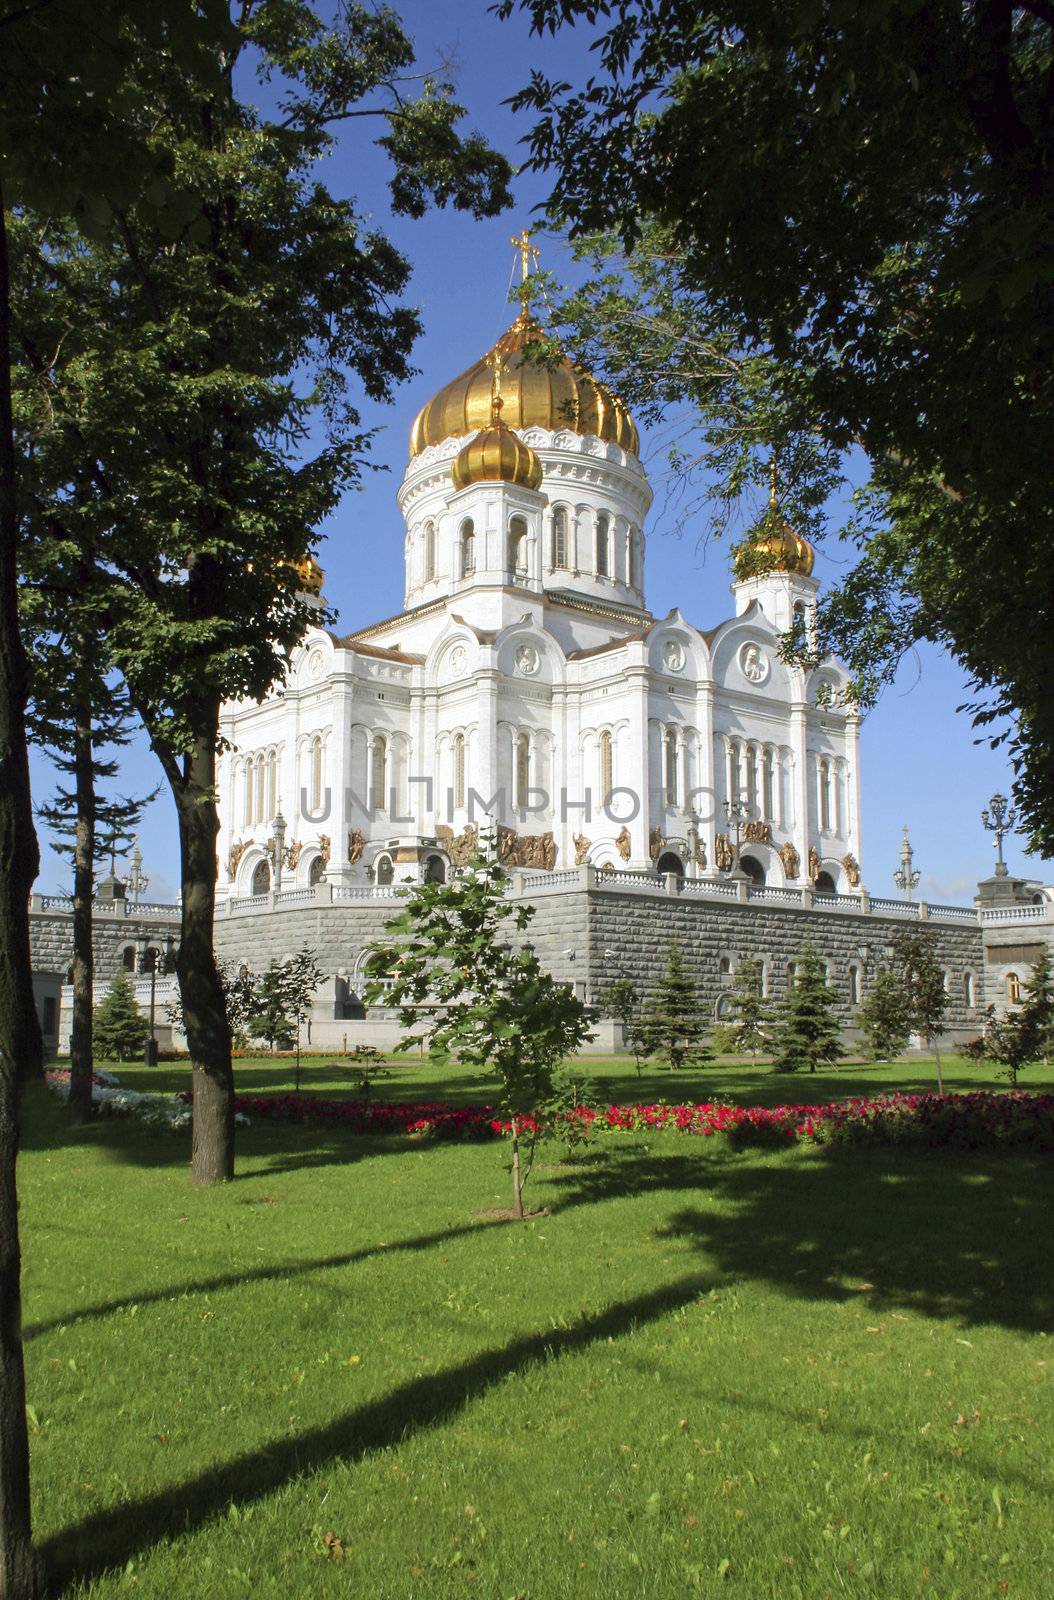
xmin=92 ymin=971 xmax=148 ymax=1064
xmin=857 ymin=967 xmax=912 ymax=1062
xmin=723 ymin=956 xmax=773 ymax=1066
xmin=640 ymin=943 xmax=712 ymax=1070
xmin=773 ymin=942 xmax=842 ymax=1074
xmin=1018 ymin=949 xmax=1054 ymax=1065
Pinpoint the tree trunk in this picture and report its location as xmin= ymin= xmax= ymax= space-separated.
xmin=68 ymin=647 xmax=94 ymax=1122
xmin=933 ymin=1038 xmax=943 ymax=1096
xmin=0 ymin=185 xmax=45 ymax=1599
xmin=510 ymin=1116 xmax=523 ymax=1220
xmin=173 ymin=723 xmax=233 ymax=1184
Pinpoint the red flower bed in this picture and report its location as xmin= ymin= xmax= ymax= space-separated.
xmin=223 ymin=1088 xmax=1054 ymax=1151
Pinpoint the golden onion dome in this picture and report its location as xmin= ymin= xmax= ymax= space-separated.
xmin=733 ymin=520 xmax=815 ymax=580
xmin=292 ymin=554 xmax=324 ymax=594
xmin=451 ymin=396 xmax=543 ymax=493
xmin=410 ymin=312 xmax=639 ymax=458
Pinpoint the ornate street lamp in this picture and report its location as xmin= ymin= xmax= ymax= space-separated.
xmin=126 ymin=837 xmax=149 ymax=908
xmin=723 ymin=798 xmax=750 ymax=876
xmin=136 ymin=932 xmax=177 ymax=1066
xmin=893 ymin=825 xmax=921 ymax=901
xmin=271 ymin=809 xmax=287 ymax=895
xmin=980 ymin=792 xmax=1016 ymax=878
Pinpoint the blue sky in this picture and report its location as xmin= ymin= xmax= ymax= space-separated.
xmin=27 ymin=0 xmax=1046 ymax=904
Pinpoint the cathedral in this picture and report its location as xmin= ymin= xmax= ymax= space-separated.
xmin=215 ymin=292 xmax=863 ymax=903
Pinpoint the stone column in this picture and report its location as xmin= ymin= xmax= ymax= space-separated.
xmin=790 ymin=701 xmax=810 ymax=882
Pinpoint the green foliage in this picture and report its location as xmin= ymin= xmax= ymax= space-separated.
xmin=364 ymin=848 xmax=591 ymax=1215
xmin=857 ymin=967 xmax=912 ymax=1063
xmin=974 ymin=950 xmax=1054 ymax=1087
xmin=246 ymin=947 xmax=322 ymax=1057
xmin=92 ymin=970 xmax=148 ymax=1062
xmin=167 ymin=960 xmax=257 ymax=1047
xmin=638 ymin=943 xmax=712 ymax=1070
xmin=772 ymin=942 xmax=842 ymax=1074
xmin=891 ymin=930 xmax=948 ymax=1057
xmin=722 ymin=956 xmax=773 ymax=1066
xmin=342 ymin=1045 xmax=391 ymax=1102
xmin=501 ymin=0 xmax=1054 ymax=851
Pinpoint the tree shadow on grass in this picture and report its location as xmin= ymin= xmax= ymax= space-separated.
xmin=545 ymin=1144 xmax=1054 ymax=1335
xmin=41 ymin=1271 xmax=715 ymax=1593
xmin=23 ymin=1219 xmax=496 ymax=1342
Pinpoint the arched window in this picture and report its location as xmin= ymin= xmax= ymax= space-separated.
xmin=309 ymin=854 xmax=326 ymax=886
xmin=424 ymin=854 xmax=446 ymax=884
xmin=786 ymin=961 xmax=798 ymax=991
xmin=1007 ymin=971 xmax=1021 ymax=1004
xmin=599 ymin=730 xmax=613 ymax=802
xmin=728 ymin=739 xmax=740 ymax=803
xmin=848 ymin=965 xmax=860 ymax=1005
xmin=762 ymin=749 xmax=775 ymax=821
xmin=509 ymin=515 xmax=527 ymax=577
xmin=551 ymin=507 xmax=567 ymax=569
xmin=460 ymin=519 xmax=475 ymax=577
xmin=746 ymin=745 xmax=758 ymax=815
xmin=515 ymin=732 xmax=530 ymax=809
xmin=453 ymin=733 xmax=466 ymax=810
xmin=664 ymin=727 xmax=679 ymax=805
xmin=310 ymin=735 xmax=323 ymax=813
xmin=266 ymin=749 xmax=278 ymax=819
xmin=739 ymin=854 xmax=765 ymax=886
xmin=375 ymin=854 xmax=394 ymax=886
xmin=718 ymin=956 xmax=732 ymax=983
xmin=815 ymin=870 xmax=837 ymax=894
xmin=424 ymin=521 xmax=436 ymax=581
xmin=657 ymin=851 xmax=684 ymax=878
xmin=251 ymin=859 xmax=271 ymax=897
xmin=629 ymin=529 xmax=641 ymax=588
xmin=121 ymin=946 xmax=136 ymax=972
xmin=964 ymin=971 xmax=975 ymax=1006
xmin=242 ymin=761 xmax=253 ymax=828
xmin=254 ymin=756 xmax=265 ymax=825
xmin=595 ymin=512 xmax=610 ymax=576
xmin=371 ymin=734 xmax=387 ymax=813
xmin=819 ymin=757 xmax=831 ymax=832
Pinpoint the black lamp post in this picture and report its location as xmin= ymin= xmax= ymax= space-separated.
xmin=136 ymin=931 xmax=177 ymax=1066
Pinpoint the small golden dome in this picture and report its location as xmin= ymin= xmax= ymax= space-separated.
xmin=410 ymin=312 xmax=638 ymax=458
xmin=292 ymin=554 xmax=324 ymax=594
xmin=734 ymin=521 xmax=815 ymax=580
xmin=451 ymin=397 xmax=543 ymax=492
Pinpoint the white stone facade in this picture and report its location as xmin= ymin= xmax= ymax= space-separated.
xmin=216 ymin=392 xmax=862 ymax=900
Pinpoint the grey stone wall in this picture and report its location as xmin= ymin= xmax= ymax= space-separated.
xmin=29 ymin=904 xmax=181 ymax=982
xmin=583 ymin=891 xmax=984 ymax=1038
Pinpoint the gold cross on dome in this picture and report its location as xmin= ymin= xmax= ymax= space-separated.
xmin=510 ymin=227 xmax=539 ymax=283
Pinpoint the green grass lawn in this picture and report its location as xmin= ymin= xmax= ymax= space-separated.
xmin=20 ymin=1060 xmax=1054 ymax=1599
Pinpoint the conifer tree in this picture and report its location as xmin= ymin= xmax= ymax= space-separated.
xmin=857 ymin=967 xmax=912 ymax=1063
xmin=640 ymin=943 xmax=711 ymax=1070
xmin=723 ymin=956 xmax=773 ymax=1066
xmin=1018 ymin=949 xmax=1054 ymax=1066
xmin=891 ymin=929 xmax=948 ymax=1092
xmin=92 ymin=971 xmax=148 ymax=1064
xmin=773 ymin=942 xmax=842 ymax=1074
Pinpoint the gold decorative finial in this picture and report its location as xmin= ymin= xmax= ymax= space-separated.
xmin=486 ymin=350 xmax=505 ymax=421
xmin=510 ymin=227 xmax=538 ymax=284
xmin=769 ymin=456 xmax=779 ymax=507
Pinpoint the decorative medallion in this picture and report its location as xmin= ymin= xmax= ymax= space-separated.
xmin=738 ymin=641 xmax=769 ymax=684
xmin=663 ymin=639 xmax=685 ymax=673
xmin=447 ymin=644 xmax=468 ymax=680
xmin=514 ymin=642 xmax=540 ymax=677
xmin=308 ymin=649 xmax=325 ymax=680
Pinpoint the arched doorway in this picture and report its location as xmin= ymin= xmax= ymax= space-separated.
xmin=739 ymin=853 xmax=766 ymax=885
xmin=814 ymin=870 xmax=837 ymax=894
xmin=656 ymin=851 xmax=684 ymax=877
xmin=309 ymin=854 xmax=326 ymax=886
xmin=424 ymin=854 xmax=446 ymax=883
xmin=251 ymin=859 xmax=271 ymax=896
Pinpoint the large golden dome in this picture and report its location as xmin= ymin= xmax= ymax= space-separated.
xmin=451 ymin=397 xmax=543 ymax=492
xmin=733 ymin=521 xmax=815 ymax=579
xmin=409 ymin=312 xmax=639 ymax=458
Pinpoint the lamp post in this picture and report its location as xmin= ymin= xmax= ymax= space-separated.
xmin=893 ymin=825 xmax=921 ymax=901
xmin=723 ymin=798 xmax=750 ymax=877
xmin=980 ymin=792 xmax=1016 ymax=878
xmin=136 ymin=932 xmax=177 ymax=1066
xmin=271 ymin=808 xmax=286 ymax=895
xmin=126 ymin=838 xmax=149 ymax=908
